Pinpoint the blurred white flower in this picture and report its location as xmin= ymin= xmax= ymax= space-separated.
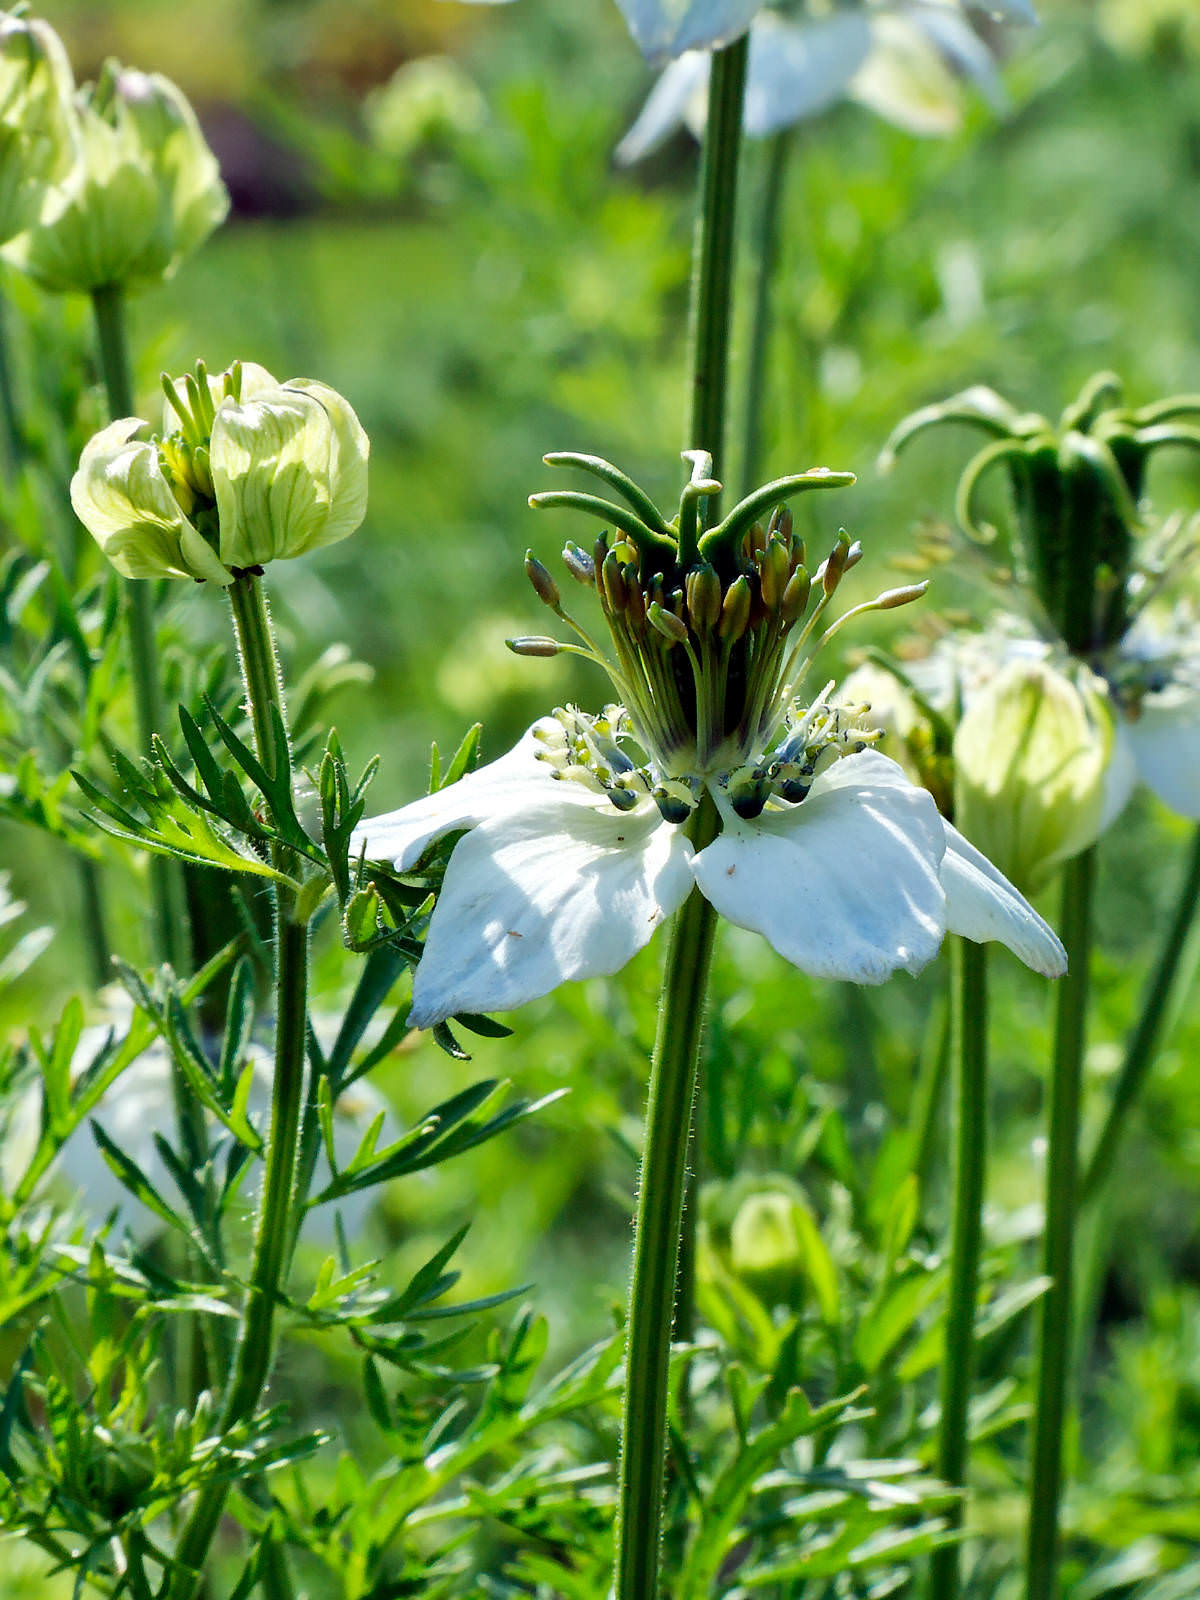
xmin=1 ymin=999 xmax=399 ymax=1245
xmin=617 ymin=1 xmax=1036 ymax=163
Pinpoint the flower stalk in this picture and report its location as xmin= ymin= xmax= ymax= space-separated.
xmin=685 ymin=33 xmax=748 ymax=546
xmin=167 ymin=572 xmax=308 ymax=1600
xmin=90 ymin=281 xmax=190 ymax=979
xmin=929 ymin=939 xmax=988 ymax=1600
xmin=1025 ymin=848 xmax=1094 ymax=1600
xmin=616 ymin=794 xmax=720 ymax=1600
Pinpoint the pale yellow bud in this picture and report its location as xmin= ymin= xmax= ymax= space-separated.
xmin=954 ymin=659 xmax=1112 ymax=893
xmin=7 ymin=60 xmax=227 ymax=293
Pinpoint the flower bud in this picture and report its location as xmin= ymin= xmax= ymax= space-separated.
xmin=729 ymin=1189 xmax=804 ymax=1304
xmin=211 ymin=377 xmax=369 ymax=567
xmin=70 ymin=417 xmax=233 ymax=585
xmin=7 ymin=60 xmax=228 ymax=293
xmin=954 ymin=660 xmax=1112 ymax=892
xmin=0 ymin=12 xmax=73 ymax=245
xmin=71 ymin=362 xmax=369 ymax=580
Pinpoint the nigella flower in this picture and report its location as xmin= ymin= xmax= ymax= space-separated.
xmin=616 ymin=1 xmax=1038 ymax=163
xmin=354 ymin=454 xmax=1065 ymax=1027
xmin=880 ymin=374 xmax=1200 ymax=835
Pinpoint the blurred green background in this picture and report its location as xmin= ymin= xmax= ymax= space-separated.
xmin=7 ymin=0 xmax=1200 ymax=1592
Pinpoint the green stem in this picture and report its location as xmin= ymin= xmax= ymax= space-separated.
xmin=908 ymin=995 xmax=952 ymax=1201
xmin=929 ymin=940 xmax=988 ymax=1600
xmin=165 ymin=575 xmax=308 ymax=1600
xmin=90 ymin=284 xmax=191 ymax=979
xmin=1080 ymin=822 xmax=1200 ymax=1203
xmin=615 ymin=797 xmax=720 ymax=1600
xmin=739 ymin=127 xmax=792 ymax=497
xmin=1025 ymin=849 xmax=1095 ymax=1600
xmin=0 ymin=277 xmax=24 ymax=478
xmin=683 ymin=34 xmax=749 ymax=554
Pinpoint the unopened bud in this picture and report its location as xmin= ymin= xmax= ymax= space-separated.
xmin=760 ymin=537 xmax=790 ymax=610
xmin=767 ymin=504 xmax=793 ymax=548
xmin=954 ymin=660 xmax=1111 ymax=892
xmin=562 ymin=541 xmax=595 ymax=585
xmin=686 ymin=563 xmax=721 ymax=631
xmin=822 ymin=532 xmax=851 ymax=596
xmin=875 ymin=582 xmax=928 ymax=610
xmin=506 ymin=636 xmax=562 ymax=657
xmin=525 ymin=551 xmax=560 ymax=607
xmin=719 ymin=575 xmax=752 ymax=641
xmin=647 ymin=602 xmax=688 ymax=644
xmin=780 ymin=565 xmax=811 ymax=623
xmin=602 ymin=549 xmax=628 ymax=613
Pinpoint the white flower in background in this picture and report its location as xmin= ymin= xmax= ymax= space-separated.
xmin=616 ymin=1 xmax=1037 ymax=163
xmin=353 ymin=452 xmax=1065 ymax=1028
xmin=1 ymin=1005 xmax=398 ymax=1244
xmin=445 ymin=0 xmax=1034 ymax=67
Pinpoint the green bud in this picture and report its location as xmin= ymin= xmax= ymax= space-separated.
xmin=524 ymin=551 xmax=560 ymax=608
xmin=718 ymin=574 xmax=751 ymax=641
xmin=779 ymin=564 xmax=811 ymax=623
xmin=953 ymin=659 xmax=1112 ymax=893
xmin=71 ymin=361 xmax=369 ymax=580
xmin=70 ymin=417 xmax=233 ymax=585
xmin=0 ymin=11 xmax=73 ymax=246
xmin=685 ymin=563 xmax=721 ymax=631
xmin=7 ymin=59 xmax=228 ymax=293
xmin=729 ymin=1190 xmax=804 ymax=1303
xmin=211 ymin=376 xmax=370 ymax=567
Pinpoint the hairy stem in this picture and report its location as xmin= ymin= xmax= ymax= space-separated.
xmin=615 ymin=795 xmax=720 ymax=1600
xmin=90 ymin=284 xmax=191 ymax=979
xmin=682 ymin=33 xmax=748 ymax=555
xmin=740 ymin=127 xmax=792 ymax=496
xmin=929 ymin=940 xmax=988 ymax=1600
xmin=1025 ymin=848 xmax=1094 ymax=1600
xmin=1081 ymin=822 xmax=1200 ymax=1203
xmin=165 ymin=576 xmax=306 ymax=1600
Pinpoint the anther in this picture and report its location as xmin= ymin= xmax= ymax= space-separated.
xmin=603 ymin=550 xmax=629 ymax=613
xmin=525 ymin=551 xmax=561 ymax=608
xmin=719 ymin=575 xmax=752 ymax=641
xmin=780 ymin=564 xmax=811 ymax=623
xmin=647 ymin=602 xmax=688 ymax=644
xmin=760 ymin=537 xmax=790 ymax=610
xmin=686 ymin=563 xmax=721 ymax=631
xmin=821 ymin=531 xmax=852 ymax=596
xmin=507 ymin=637 xmax=562 ymax=657
xmin=562 ymin=541 xmax=595 ymax=585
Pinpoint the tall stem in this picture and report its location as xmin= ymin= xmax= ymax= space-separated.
xmin=682 ymin=33 xmax=748 ymax=552
xmin=615 ymin=796 xmax=720 ymax=1600
xmin=1081 ymin=822 xmax=1200 ymax=1203
xmin=166 ymin=574 xmax=306 ymax=1600
xmin=739 ymin=128 xmax=792 ymax=497
xmin=90 ymin=284 xmax=191 ymax=978
xmin=0 ymin=277 xmax=25 ymax=477
xmin=929 ymin=940 xmax=988 ymax=1600
xmin=1025 ymin=849 xmax=1094 ymax=1600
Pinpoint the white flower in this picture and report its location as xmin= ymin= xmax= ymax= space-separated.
xmin=616 ymin=1 xmax=1035 ymax=164
xmin=353 ymin=710 xmax=1065 ymax=1029
xmin=1 ymin=1008 xmax=398 ymax=1245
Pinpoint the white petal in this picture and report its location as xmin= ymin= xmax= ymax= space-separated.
xmin=615 ymin=0 xmax=765 ymax=62
xmin=616 ymin=53 xmax=709 ymax=164
xmin=1125 ymin=691 xmax=1200 ymax=820
xmin=409 ymin=790 xmax=694 ymax=1026
xmin=743 ymin=12 xmax=872 ymax=136
xmin=940 ymin=823 xmax=1066 ymax=976
xmin=693 ymin=750 xmax=946 ymax=984
xmin=351 ymin=721 xmax=559 ymax=870
xmin=906 ymin=4 xmax=1007 ymax=112
xmin=850 ymin=13 xmax=964 ymax=137
xmin=1101 ymin=718 xmax=1138 ymax=830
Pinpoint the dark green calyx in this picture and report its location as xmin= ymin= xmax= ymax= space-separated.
xmin=881 ymin=372 xmax=1200 ymax=658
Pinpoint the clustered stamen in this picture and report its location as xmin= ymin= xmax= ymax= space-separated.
xmin=510 ymin=453 xmax=923 ymax=823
